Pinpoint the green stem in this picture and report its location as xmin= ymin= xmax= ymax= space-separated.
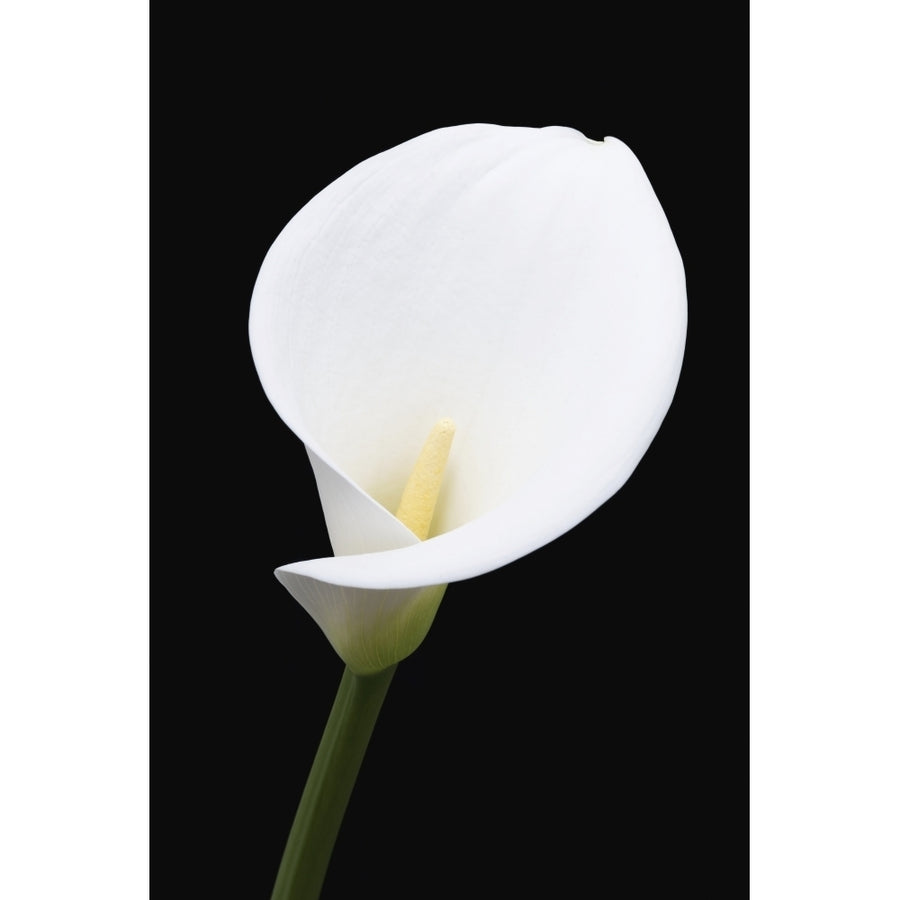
xmin=270 ymin=663 xmax=397 ymax=900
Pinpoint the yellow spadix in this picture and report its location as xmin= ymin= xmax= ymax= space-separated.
xmin=395 ymin=418 xmax=455 ymax=540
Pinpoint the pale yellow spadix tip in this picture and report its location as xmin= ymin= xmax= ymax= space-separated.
xmin=395 ymin=418 xmax=456 ymax=540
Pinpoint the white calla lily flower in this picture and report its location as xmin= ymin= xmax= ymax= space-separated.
xmin=250 ymin=124 xmax=686 ymax=675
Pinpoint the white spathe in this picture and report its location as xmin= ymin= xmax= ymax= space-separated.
xmin=249 ymin=124 xmax=687 ymax=674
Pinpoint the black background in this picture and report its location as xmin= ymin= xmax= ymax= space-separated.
xmin=152 ymin=8 xmax=748 ymax=897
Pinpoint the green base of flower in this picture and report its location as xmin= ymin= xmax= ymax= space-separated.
xmin=270 ymin=664 xmax=397 ymax=900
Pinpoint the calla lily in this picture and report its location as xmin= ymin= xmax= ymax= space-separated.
xmin=250 ymin=123 xmax=686 ymax=675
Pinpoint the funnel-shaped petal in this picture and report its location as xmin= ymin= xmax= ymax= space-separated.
xmin=250 ymin=124 xmax=686 ymax=673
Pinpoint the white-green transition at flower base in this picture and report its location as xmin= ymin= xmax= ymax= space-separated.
xmin=249 ymin=123 xmax=687 ymax=899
